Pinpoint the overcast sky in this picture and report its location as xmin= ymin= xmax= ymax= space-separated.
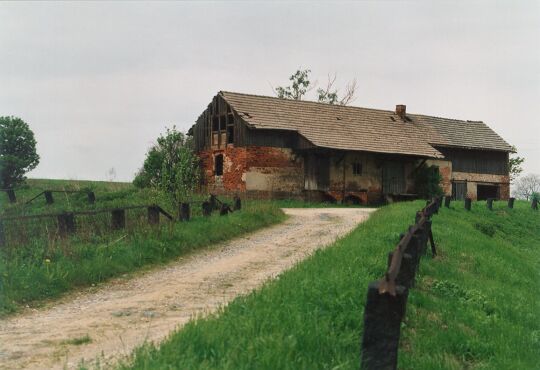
xmin=1 ymin=1 xmax=538 ymax=181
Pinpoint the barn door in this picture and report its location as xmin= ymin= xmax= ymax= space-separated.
xmin=304 ymin=154 xmax=330 ymax=191
xmin=382 ymin=162 xmax=405 ymax=194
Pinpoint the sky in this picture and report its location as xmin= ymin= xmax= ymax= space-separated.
xmin=0 ymin=1 xmax=538 ymax=182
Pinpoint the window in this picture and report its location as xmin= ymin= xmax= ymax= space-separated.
xmin=215 ymin=154 xmax=224 ymax=176
xmin=352 ymin=162 xmax=362 ymax=176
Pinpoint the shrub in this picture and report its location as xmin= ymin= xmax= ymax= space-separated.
xmin=414 ymin=163 xmax=443 ymax=199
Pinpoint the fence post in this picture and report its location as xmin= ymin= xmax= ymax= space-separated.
xmin=233 ymin=196 xmax=241 ymax=211
xmin=209 ymin=195 xmax=218 ymax=210
xmin=404 ymin=232 xmax=422 ymax=271
xmin=202 ymin=201 xmax=212 ymax=217
xmin=87 ymin=191 xmax=96 ymax=204
xmin=111 ymin=209 xmax=126 ymax=230
xmin=0 ymin=220 xmax=5 ymax=248
xmin=533 ymin=199 xmax=538 ymax=210
xmin=361 ymin=281 xmax=408 ymax=370
xmin=44 ymin=191 xmax=54 ymax=205
xmin=6 ymin=189 xmax=16 ymax=203
xmin=507 ymin=197 xmax=515 ymax=209
xmin=57 ymin=212 xmax=76 ymax=236
xmin=465 ymin=197 xmax=471 ymax=211
xmin=387 ymin=251 xmax=415 ymax=289
xmin=147 ymin=206 xmax=160 ymax=225
xmin=179 ymin=202 xmax=191 ymax=221
xmin=487 ymin=198 xmax=493 ymax=210
xmin=220 ymin=203 xmax=232 ymax=216
xmin=444 ymin=196 xmax=451 ymax=208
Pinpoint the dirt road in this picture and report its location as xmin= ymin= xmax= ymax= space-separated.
xmin=0 ymin=208 xmax=375 ymax=369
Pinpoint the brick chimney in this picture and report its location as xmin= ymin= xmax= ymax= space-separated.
xmin=395 ymin=104 xmax=406 ymax=119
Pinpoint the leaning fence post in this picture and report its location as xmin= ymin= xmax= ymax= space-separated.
xmin=361 ymin=281 xmax=408 ymax=370
xmin=444 ymin=196 xmax=451 ymax=208
xmin=507 ymin=197 xmax=515 ymax=209
xmin=202 ymin=201 xmax=212 ymax=217
xmin=487 ymin=198 xmax=493 ymax=210
xmin=87 ymin=191 xmax=96 ymax=204
xmin=57 ymin=212 xmax=76 ymax=236
xmin=387 ymin=251 xmax=415 ymax=289
xmin=220 ymin=203 xmax=231 ymax=216
xmin=44 ymin=191 xmax=54 ymax=205
xmin=111 ymin=209 xmax=126 ymax=230
xmin=532 ymin=199 xmax=538 ymax=210
xmin=465 ymin=197 xmax=471 ymax=211
xmin=147 ymin=206 xmax=160 ymax=225
xmin=6 ymin=189 xmax=16 ymax=203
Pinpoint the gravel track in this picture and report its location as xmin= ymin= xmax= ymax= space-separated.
xmin=0 ymin=208 xmax=375 ymax=369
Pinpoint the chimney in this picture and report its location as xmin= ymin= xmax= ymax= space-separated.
xmin=395 ymin=104 xmax=406 ymax=119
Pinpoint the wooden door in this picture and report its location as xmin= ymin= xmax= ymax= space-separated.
xmin=382 ymin=162 xmax=405 ymax=194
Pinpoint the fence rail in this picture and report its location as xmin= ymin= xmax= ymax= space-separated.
xmin=0 ymin=194 xmax=241 ymax=249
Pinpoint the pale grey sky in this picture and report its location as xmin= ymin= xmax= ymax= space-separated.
xmin=1 ymin=1 xmax=538 ymax=181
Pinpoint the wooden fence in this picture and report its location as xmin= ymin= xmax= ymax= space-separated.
xmin=0 ymin=195 xmax=241 ymax=249
xmin=360 ymin=195 xmax=537 ymax=369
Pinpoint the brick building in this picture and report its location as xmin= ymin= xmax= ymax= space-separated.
xmin=189 ymin=91 xmax=512 ymax=203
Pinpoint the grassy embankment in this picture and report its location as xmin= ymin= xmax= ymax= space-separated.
xmin=119 ymin=200 xmax=539 ymax=370
xmin=0 ymin=179 xmax=285 ymax=315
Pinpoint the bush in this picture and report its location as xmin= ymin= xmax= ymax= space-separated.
xmin=414 ymin=163 xmax=443 ymax=199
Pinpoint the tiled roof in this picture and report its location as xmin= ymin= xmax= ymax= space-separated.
xmin=220 ymin=91 xmax=513 ymax=158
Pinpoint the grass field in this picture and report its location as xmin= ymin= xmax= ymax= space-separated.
xmin=0 ymin=179 xmax=286 ymax=316
xmin=117 ymin=200 xmax=540 ymax=370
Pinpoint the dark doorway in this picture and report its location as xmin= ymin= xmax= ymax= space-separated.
xmin=382 ymin=162 xmax=405 ymax=194
xmin=215 ymin=154 xmax=223 ymax=176
xmin=304 ymin=154 xmax=330 ymax=191
xmin=452 ymin=182 xmax=467 ymax=200
xmin=477 ymin=184 xmax=499 ymax=200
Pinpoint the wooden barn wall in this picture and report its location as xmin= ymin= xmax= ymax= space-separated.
xmin=437 ymin=147 xmax=508 ymax=175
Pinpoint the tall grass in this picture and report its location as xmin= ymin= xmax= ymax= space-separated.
xmin=118 ymin=200 xmax=539 ymax=370
xmin=0 ymin=180 xmax=286 ymax=316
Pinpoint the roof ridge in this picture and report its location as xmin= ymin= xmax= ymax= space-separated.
xmin=219 ymin=90 xmax=484 ymax=123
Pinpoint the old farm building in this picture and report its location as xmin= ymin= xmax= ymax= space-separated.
xmin=190 ymin=91 xmax=512 ymax=203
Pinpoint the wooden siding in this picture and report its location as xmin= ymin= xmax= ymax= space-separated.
xmin=437 ymin=148 xmax=508 ymax=175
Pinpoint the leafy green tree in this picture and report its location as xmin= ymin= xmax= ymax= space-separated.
xmin=414 ymin=163 xmax=444 ymax=199
xmin=275 ymin=69 xmax=312 ymax=100
xmin=508 ymin=145 xmax=525 ymax=183
xmin=275 ymin=69 xmax=357 ymax=105
xmin=0 ymin=116 xmax=40 ymax=189
xmin=134 ymin=126 xmax=200 ymax=203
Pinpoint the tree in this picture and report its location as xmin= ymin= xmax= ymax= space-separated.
xmin=0 ymin=116 xmax=40 ymax=189
xmin=274 ymin=69 xmax=357 ymax=105
xmin=413 ymin=163 xmax=444 ymax=199
xmin=274 ymin=69 xmax=312 ymax=100
xmin=133 ymin=126 xmax=200 ymax=203
xmin=508 ymin=146 xmax=525 ymax=183
xmin=514 ymin=174 xmax=540 ymax=200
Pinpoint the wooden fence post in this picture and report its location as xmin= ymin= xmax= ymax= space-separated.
xmin=87 ymin=191 xmax=96 ymax=204
xmin=209 ymin=195 xmax=218 ymax=210
xmin=44 ymin=191 xmax=54 ymax=205
xmin=361 ymin=281 xmax=408 ymax=370
xmin=179 ymin=202 xmax=190 ymax=221
xmin=387 ymin=251 xmax=415 ymax=289
xmin=487 ymin=198 xmax=493 ymax=210
xmin=6 ymin=189 xmax=16 ymax=203
xmin=233 ymin=196 xmax=241 ymax=211
xmin=465 ymin=197 xmax=471 ymax=211
xmin=444 ymin=196 xmax=451 ymax=208
xmin=220 ymin=203 xmax=232 ymax=216
xmin=508 ymin=197 xmax=515 ymax=209
xmin=111 ymin=209 xmax=126 ymax=230
xmin=57 ymin=212 xmax=76 ymax=236
xmin=147 ymin=206 xmax=160 ymax=225
xmin=532 ymin=199 xmax=538 ymax=210
xmin=202 ymin=201 xmax=212 ymax=217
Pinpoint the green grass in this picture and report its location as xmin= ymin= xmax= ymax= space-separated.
xmin=0 ymin=179 xmax=286 ymax=316
xmin=117 ymin=200 xmax=539 ymax=370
